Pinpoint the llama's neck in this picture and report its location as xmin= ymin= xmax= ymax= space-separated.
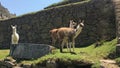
xmin=69 ymin=23 xmax=73 ymax=28
xmin=74 ymin=26 xmax=83 ymax=38
xmin=13 ymin=29 xmax=17 ymax=34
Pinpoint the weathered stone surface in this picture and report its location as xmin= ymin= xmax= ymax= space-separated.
xmin=4 ymin=57 xmax=16 ymax=64
xmin=116 ymin=44 xmax=120 ymax=57
xmin=22 ymin=64 xmax=31 ymax=68
xmin=0 ymin=61 xmax=14 ymax=68
xmin=10 ymin=43 xmax=55 ymax=59
xmin=46 ymin=60 xmax=57 ymax=68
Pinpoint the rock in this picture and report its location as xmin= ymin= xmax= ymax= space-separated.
xmin=4 ymin=57 xmax=16 ymax=63
xmin=10 ymin=43 xmax=55 ymax=59
xmin=13 ymin=66 xmax=23 ymax=68
xmin=0 ymin=61 xmax=14 ymax=68
xmin=116 ymin=44 xmax=120 ymax=57
xmin=22 ymin=64 xmax=32 ymax=68
xmin=0 ymin=66 xmax=7 ymax=68
xmin=100 ymin=59 xmax=119 ymax=68
xmin=46 ymin=59 xmax=57 ymax=68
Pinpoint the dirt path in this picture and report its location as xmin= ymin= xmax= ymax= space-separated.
xmin=100 ymin=59 xmax=119 ymax=68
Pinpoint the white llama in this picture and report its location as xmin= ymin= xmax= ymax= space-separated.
xmin=11 ymin=25 xmax=19 ymax=44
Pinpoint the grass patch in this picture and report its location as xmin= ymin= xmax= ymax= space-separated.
xmin=0 ymin=49 xmax=9 ymax=60
xmin=45 ymin=0 xmax=90 ymax=9
xmin=21 ymin=39 xmax=117 ymax=66
xmin=0 ymin=39 xmax=117 ymax=67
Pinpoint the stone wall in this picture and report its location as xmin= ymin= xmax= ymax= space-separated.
xmin=0 ymin=0 xmax=116 ymax=48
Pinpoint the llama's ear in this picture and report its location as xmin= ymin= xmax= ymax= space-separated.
xmin=69 ymin=20 xmax=72 ymax=27
xmin=80 ymin=20 xmax=84 ymax=27
xmin=79 ymin=19 xmax=82 ymax=23
xmin=70 ymin=20 xmax=73 ymax=25
xmin=73 ymin=21 xmax=77 ymax=25
xmin=81 ymin=20 xmax=84 ymax=23
xmin=15 ymin=25 xmax=17 ymax=27
xmin=70 ymin=20 xmax=73 ymax=23
xmin=11 ymin=25 xmax=13 ymax=27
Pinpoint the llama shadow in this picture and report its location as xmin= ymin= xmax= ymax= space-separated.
xmin=70 ymin=52 xmax=77 ymax=55
xmin=61 ymin=51 xmax=77 ymax=55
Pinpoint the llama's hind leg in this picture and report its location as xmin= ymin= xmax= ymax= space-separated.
xmin=66 ymin=41 xmax=69 ymax=52
xmin=52 ymin=39 xmax=56 ymax=46
xmin=60 ymin=41 xmax=64 ymax=53
xmin=60 ymin=39 xmax=66 ymax=53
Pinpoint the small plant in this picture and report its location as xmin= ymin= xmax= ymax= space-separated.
xmin=115 ymin=58 xmax=120 ymax=66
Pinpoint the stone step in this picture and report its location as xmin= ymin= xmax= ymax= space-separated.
xmin=116 ymin=15 xmax=120 ymax=18
xmin=116 ymin=16 xmax=120 ymax=20
xmin=113 ymin=0 xmax=120 ymax=3
xmin=116 ymin=12 xmax=120 ymax=15
xmin=100 ymin=59 xmax=119 ymax=68
xmin=116 ymin=14 xmax=120 ymax=17
xmin=116 ymin=18 xmax=120 ymax=21
xmin=13 ymin=66 xmax=23 ymax=68
xmin=115 ymin=9 xmax=120 ymax=12
xmin=114 ymin=2 xmax=120 ymax=5
xmin=115 ymin=5 xmax=120 ymax=9
xmin=100 ymin=60 xmax=116 ymax=64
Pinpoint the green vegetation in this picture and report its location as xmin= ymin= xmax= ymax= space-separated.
xmin=0 ymin=49 xmax=9 ymax=60
xmin=45 ymin=0 xmax=90 ymax=9
xmin=0 ymin=39 xmax=117 ymax=67
xmin=116 ymin=58 xmax=120 ymax=66
xmin=21 ymin=39 xmax=117 ymax=66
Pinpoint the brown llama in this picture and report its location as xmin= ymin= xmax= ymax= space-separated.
xmin=57 ymin=20 xmax=84 ymax=52
xmin=49 ymin=20 xmax=77 ymax=47
xmin=49 ymin=28 xmax=58 ymax=46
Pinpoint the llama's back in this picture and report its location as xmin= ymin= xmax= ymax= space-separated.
xmin=50 ymin=29 xmax=58 ymax=40
xmin=57 ymin=27 xmax=75 ymax=41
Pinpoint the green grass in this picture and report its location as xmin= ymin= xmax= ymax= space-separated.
xmin=0 ymin=39 xmax=117 ymax=67
xmin=46 ymin=0 xmax=90 ymax=9
xmin=0 ymin=49 xmax=9 ymax=60
xmin=45 ymin=0 xmax=90 ymax=9
xmin=21 ymin=39 xmax=117 ymax=65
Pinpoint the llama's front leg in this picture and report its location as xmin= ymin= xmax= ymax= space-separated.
xmin=9 ymin=45 xmax=13 ymax=56
xmin=69 ymin=42 xmax=72 ymax=52
xmin=72 ymin=40 xmax=75 ymax=52
xmin=66 ymin=40 xmax=69 ymax=51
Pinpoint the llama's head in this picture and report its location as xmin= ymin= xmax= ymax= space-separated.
xmin=73 ymin=20 xmax=84 ymax=38
xmin=75 ymin=20 xmax=84 ymax=32
xmin=76 ymin=20 xmax=84 ymax=29
xmin=11 ymin=25 xmax=17 ymax=31
xmin=69 ymin=20 xmax=77 ymax=28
